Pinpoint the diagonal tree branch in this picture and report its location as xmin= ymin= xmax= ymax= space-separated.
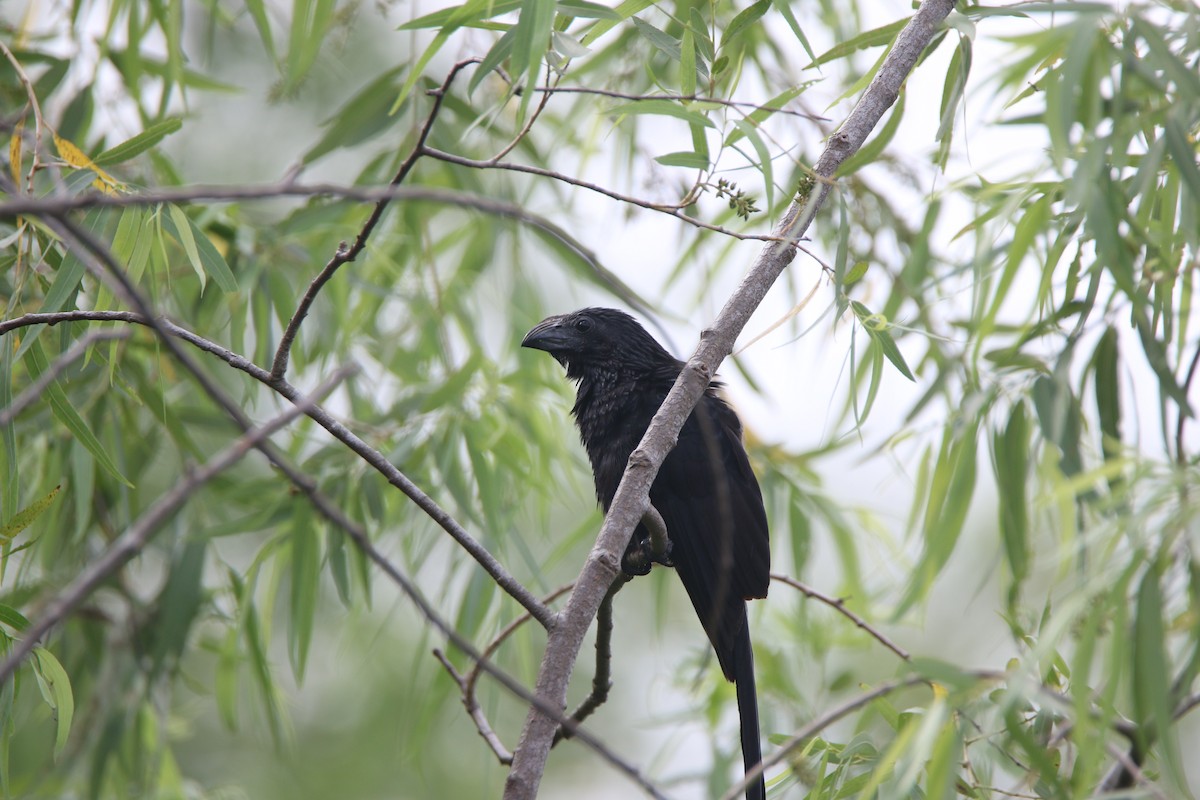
xmin=0 ymin=309 xmax=555 ymax=628
xmin=502 ymin=2 xmax=958 ymax=797
xmin=0 ymin=329 xmax=129 ymax=426
xmin=269 ymin=58 xmax=482 ymax=382
xmin=0 ymin=366 xmax=354 ymax=687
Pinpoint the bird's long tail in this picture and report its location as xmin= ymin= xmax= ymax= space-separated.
xmin=734 ymin=621 xmax=765 ymax=800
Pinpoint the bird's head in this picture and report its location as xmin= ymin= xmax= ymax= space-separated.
xmin=521 ymin=307 xmax=674 ymax=378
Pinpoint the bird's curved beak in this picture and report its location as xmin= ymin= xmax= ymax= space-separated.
xmin=521 ymin=315 xmax=572 ymax=353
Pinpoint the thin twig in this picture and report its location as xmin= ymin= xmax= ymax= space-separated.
xmin=533 ymin=85 xmax=827 ymax=121
xmin=0 ymin=329 xmax=129 ymax=426
xmin=439 ymin=583 xmax=575 ymax=765
xmin=554 ymin=575 xmax=630 ymax=745
xmin=770 ymin=573 xmax=910 ymax=661
xmin=420 ymin=147 xmax=781 ymax=242
xmin=269 ymin=58 xmax=483 ymax=382
xmin=1174 ymin=340 xmax=1200 ymax=465
xmin=0 ymin=367 xmax=353 ymax=687
xmin=720 ymin=676 xmax=931 ymax=800
xmin=434 ymin=649 xmax=514 ymax=764
xmin=0 ymin=41 xmax=45 ymax=187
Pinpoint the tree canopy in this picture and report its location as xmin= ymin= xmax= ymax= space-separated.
xmin=1 ymin=0 xmax=1199 ymax=797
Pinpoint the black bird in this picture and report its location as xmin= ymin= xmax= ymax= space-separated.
xmin=522 ymin=307 xmax=770 ymax=800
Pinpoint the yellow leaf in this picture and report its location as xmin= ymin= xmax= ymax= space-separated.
xmin=9 ymin=120 xmax=23 ymax=185
xmin=52 ymin=131 xmax=122 ymax=196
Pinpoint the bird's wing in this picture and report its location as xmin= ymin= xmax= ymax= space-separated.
xmin=650 ymin=392 xmax=771 ymax=680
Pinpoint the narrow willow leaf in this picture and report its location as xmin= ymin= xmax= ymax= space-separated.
xmin=680 ymin=27 xmax=697 ymax=97
xmin=93 ymin=117 xmax=182 ymax=166
xmin=0 ymin=484 xmax=61 ymax=541
xmin=851 ymin=301 xmax=915 ymax=381
xmin=1131 ymin=566 xmax=1188 ymax=789
xmin=719 ymin=0 xmax=769 ymax=50
xmin=150 ymin=537 xmax=206 ymax=671
xmin=557 ymin=0 xmax=620 ymax=19
xmin=731 ymin=119 xmax=773 ymax=209
xmin=654 ymin=151 xmax=710 ymax=169
xmin=608 ymin=99 xmax=715 ymax=128
xmin=994 ymin=403 xmax=1029 ymax=605
xmin=0 ymin=604 xmax=30 ymax=631
xmin=1091 ymin=327 xmax=1121 ymax=459
xmin=25 ymin=341 xmax=132 ymax=487
xmin=52 ymin=131 xmax=121 ymax=194
xmin=806 ymin=17 xmax=907 ymax=68
xmin=289 ymin=509 xmax=319 ymax=681
xmin=510 ymin=0 xmax=556 ymax=122
xmin=32 ymin=647 xmax=75 ymax=760
xmin=771 ymin=0 xmax=815 ymax=63
xmin=723 ymin=84 xmax=812 ymax=146
xmin=631 ymin=16 xmax=681 ymax=62
xmin=580 ymin=0 xmax=654 ymax=45
xmin=400 ymin=0 xmax=522 ymax=29
xmin=161 ymin=205 xmax=238 ymax=292
xmin=8 ymin=121 xmax=22 ymax=185
xmin=307 ymin=66 xmax=408 ymax=162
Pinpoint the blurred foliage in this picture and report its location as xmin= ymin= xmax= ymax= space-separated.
xmin=0 ymin=0 xmax=1199 ymax=798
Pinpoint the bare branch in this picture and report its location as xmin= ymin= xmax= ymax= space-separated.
xmin=435 ymin=649 xmax=514 ymax=764
xmin=269 ymin=58 xmax=482 ymax=382
xmin=0 ymin=366 xmax=354 ymax=687
xmin=436 ymin=584 xmax=575 ymax=766
xmin=554 ymin=575 xmax=630 ymax=746
xmin=770 ymin=573 xmax=910 ymax=661
xmin=0 ymin=329 xmax=129 ymax=426
xmin=503 ymin=2 xmax=958 ymax=797
xmin=421 ymin=146 xmax=781 ymax=242
xmin=533 ymin=85 xmax=827 ymax=122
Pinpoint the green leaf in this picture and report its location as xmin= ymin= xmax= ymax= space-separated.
xmin=724 ymin=83 xmax=812 ymax=146
xmin=33 ymin=647 xmax=75 ymax=761
xmin=994 ymin=403 xmax=1029 ymax=606
xmin=631 ymin=16 xmax=681 ymax=62
xmin=730 ymin=119 xmax=773 ymax=210
xmin=719 ymin=0 xmax=769 ymax=50
xmin=0 ymin=604 xmax=30 ymax=631
xmin=680 ymin=26 xmax=697 ymax=97
xmin=148 ymin=538 xmax=206 ymax=673
xmin=289 ymin=508 xmax=319 ymax=681
xmin=0 ymin=484 xmax=60 ymax=541
xmin=806 ymin=17 xmax=907 ymax=68
xmin=771 ymin=0 xmax=816 ymax=63
xmin=470 ymin=25 xmax=519 ymax=96
xmin=510 ymin=0 xmax=556 ymax=122
xmin=25 ymin=341 xmax=132 ymax=487
xmin=243 ymin=0 xmax=279 ymax=64
xmin=93 ymin=117 xmax=183 ymax=166
xmin=851 ymin=301 xmax=915 ymax=381
xmin=161 ymin=204 xmax=238 ymax=292
xmin=608 ymin=99 xmax=715 ymax=128
xmin=654 ymin=151 xmax=710 ymax=169
xmin=305 ymin=66 xmax=407 ymax=163
xmin=1131 ymin=567 xmax=1177 ymax=780
xmin=556 ymin=0 xmax=620 ymax=19
xmin=1165 ymin=113 xmax=1200 ymax=209
xmin=1092 ymin=327 xmax=1122 ymax=460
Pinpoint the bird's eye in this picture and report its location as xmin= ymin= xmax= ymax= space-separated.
xmin=573 ymin=317 xmax=594 ymax=333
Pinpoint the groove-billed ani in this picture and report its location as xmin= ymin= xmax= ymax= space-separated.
xmin=523 ymin=307 xmax=770 ymax=800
